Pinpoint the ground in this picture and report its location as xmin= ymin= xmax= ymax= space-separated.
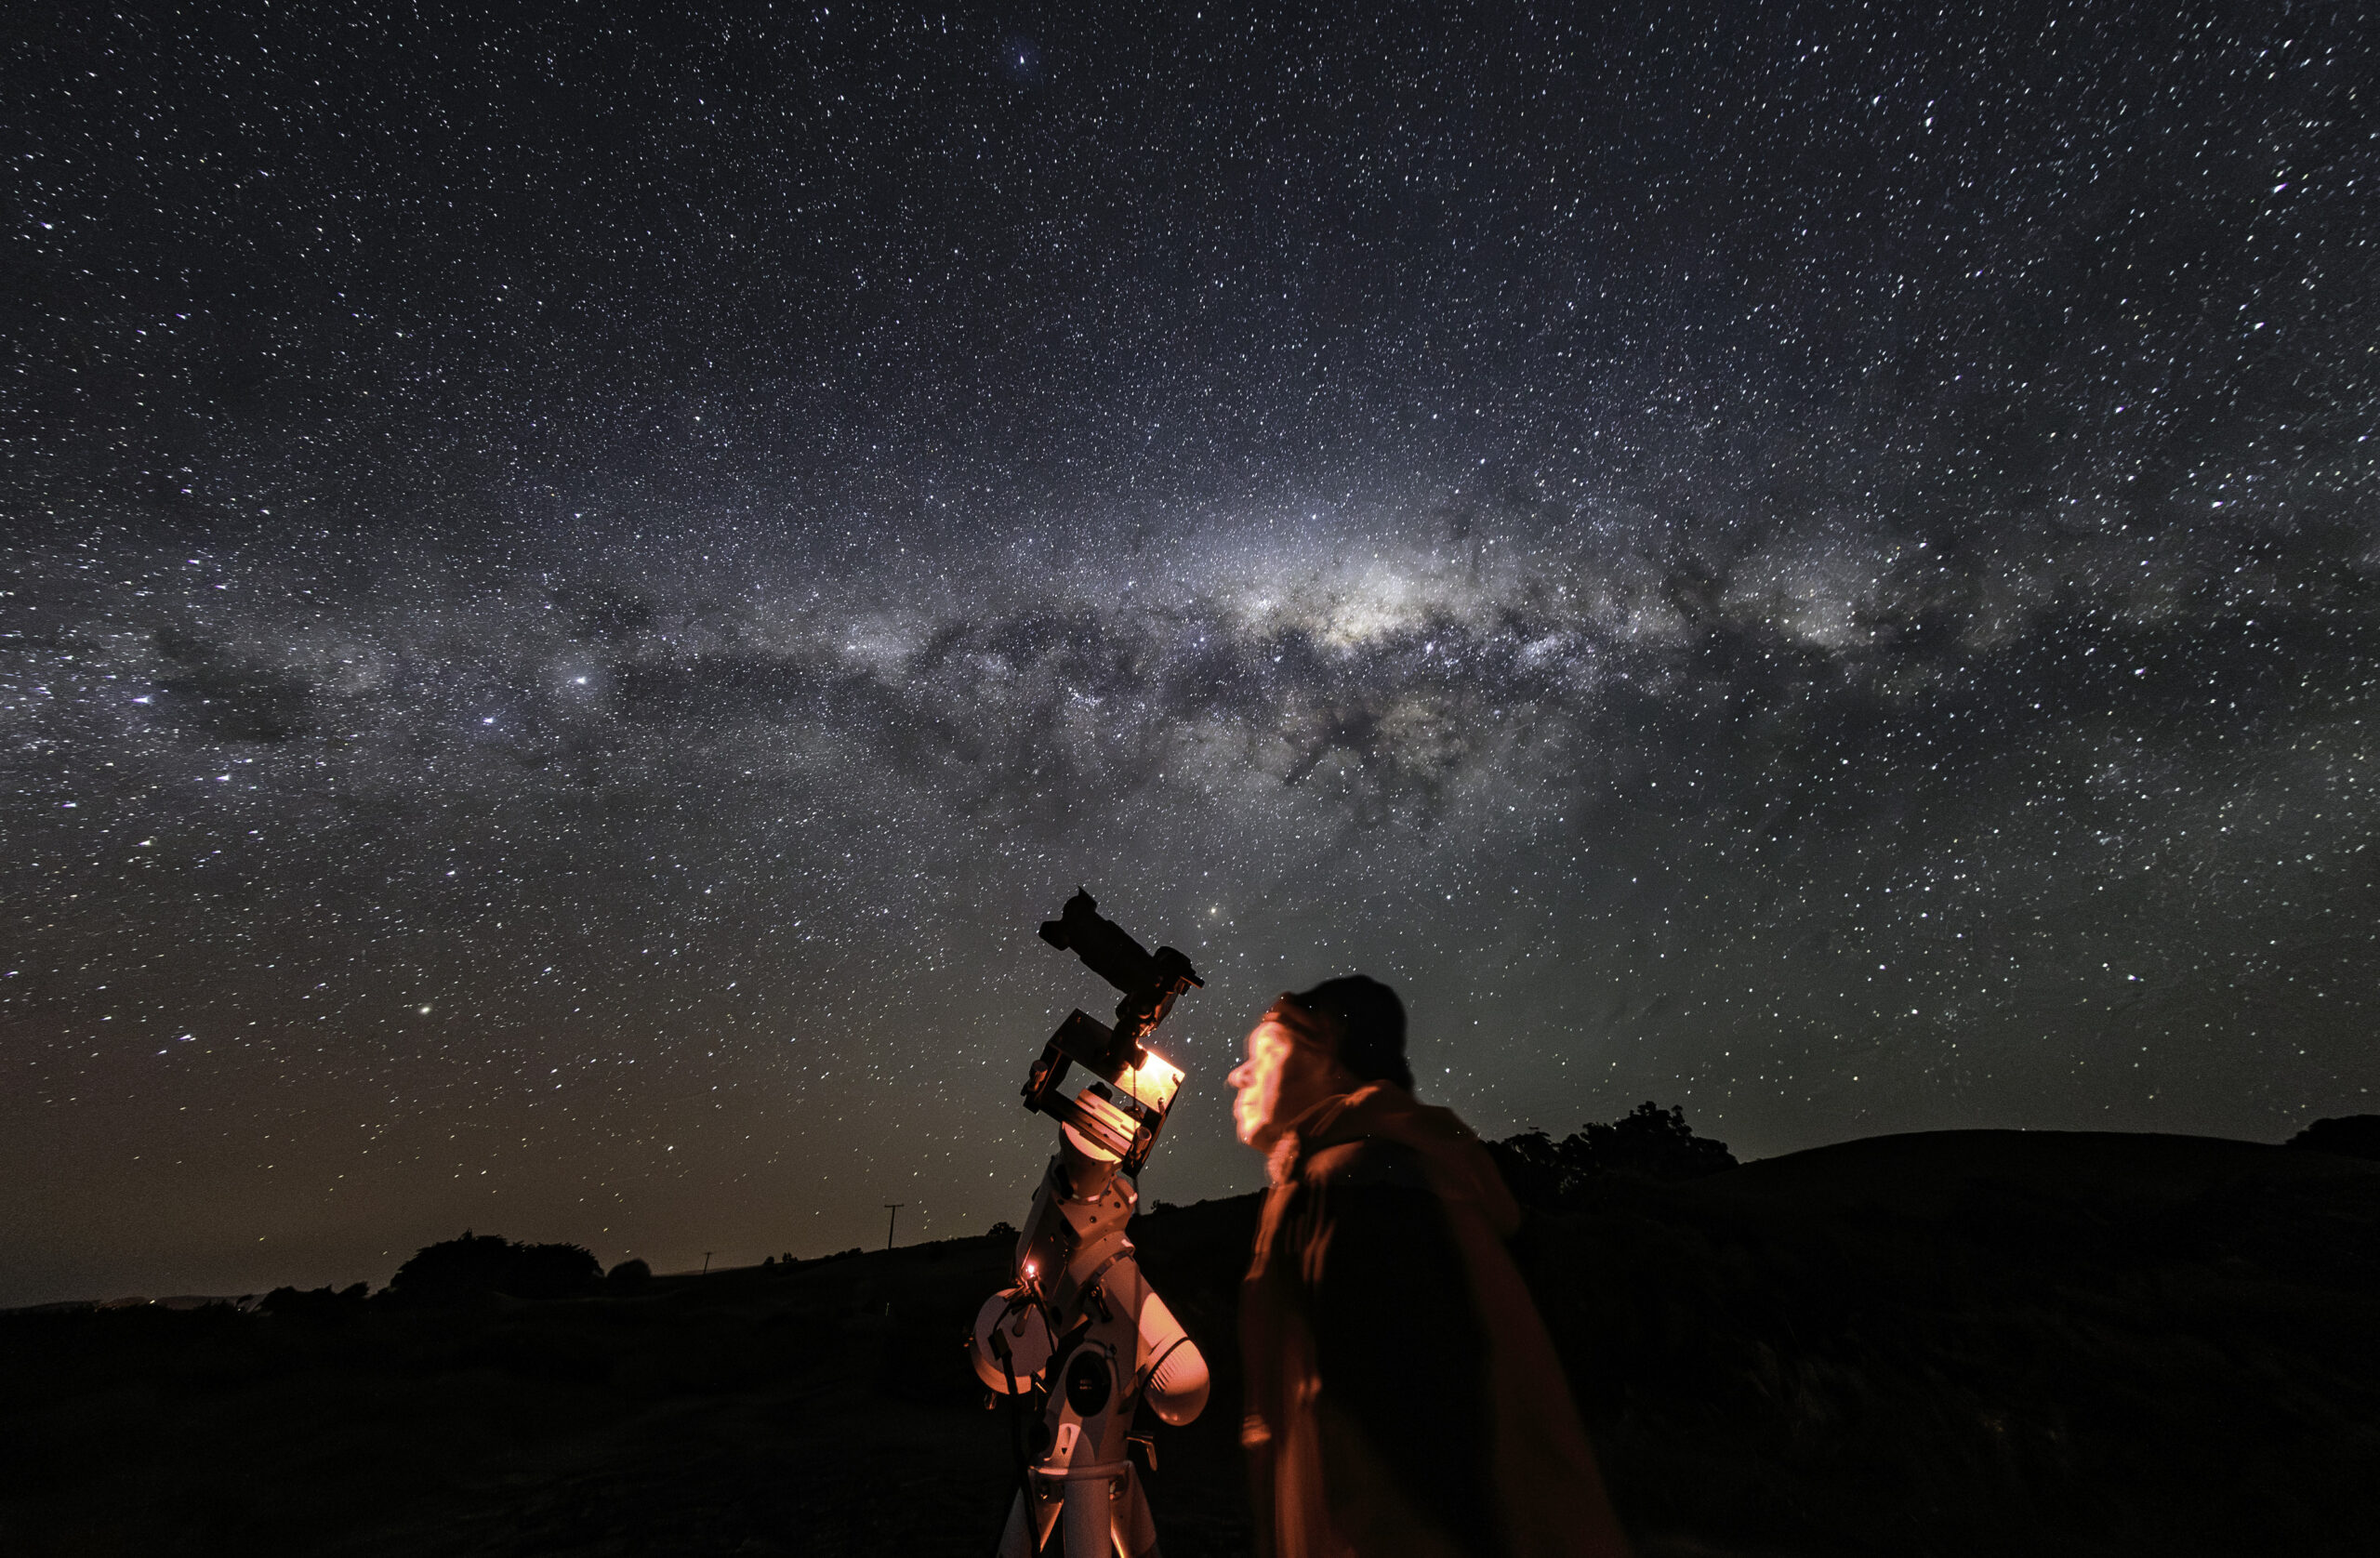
xmin=4 ymin=1131 xmax=2374 ymax=1557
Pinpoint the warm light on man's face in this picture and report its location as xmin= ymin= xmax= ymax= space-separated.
xmin=1228 ymin=1014 xmax=1356 ymax=1154
xmin=1226 ymin=1019 xmax=1297 ymax=1148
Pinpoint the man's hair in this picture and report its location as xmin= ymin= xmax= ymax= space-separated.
xmin=1289 ymin=975 xmax=1410 ymax=1091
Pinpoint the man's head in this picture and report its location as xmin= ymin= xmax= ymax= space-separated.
xmin=1227 ymin=976 xmax=1409 ymax=1153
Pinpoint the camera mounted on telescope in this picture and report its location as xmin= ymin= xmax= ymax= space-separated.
xmin=1023 ymin=889 xmax=1201 ymax=1174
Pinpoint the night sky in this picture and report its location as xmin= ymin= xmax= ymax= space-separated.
xmin=6 ymin=2 xmax=2374 ymax=1308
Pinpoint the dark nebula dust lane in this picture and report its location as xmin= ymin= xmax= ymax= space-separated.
xmin=4 ymin=2 xmax=2375 ymax=1306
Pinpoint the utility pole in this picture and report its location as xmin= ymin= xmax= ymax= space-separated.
xmin=883 ymin=1203 xmax=905 ymax=1249
xmin=702 ymin=1251 xmax=713 ymax=1275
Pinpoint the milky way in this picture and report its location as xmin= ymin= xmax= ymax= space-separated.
xmin=4 ymin=3 xmax=2374 ymax=1304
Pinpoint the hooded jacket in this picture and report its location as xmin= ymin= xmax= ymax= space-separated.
xmin=1240 ymin=1083 xmax=1633 ymax=1558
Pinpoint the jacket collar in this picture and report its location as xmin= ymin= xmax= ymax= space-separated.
xmin=1270 ymin=1082 xmax=1520 ymax=1237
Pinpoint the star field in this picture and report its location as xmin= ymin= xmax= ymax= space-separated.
xmin=3 ymin=2 xmax=2375 ymax=1306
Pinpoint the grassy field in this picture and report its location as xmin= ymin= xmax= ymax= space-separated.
xmin=3 ymin=1130 xmax=2374 ymax=1557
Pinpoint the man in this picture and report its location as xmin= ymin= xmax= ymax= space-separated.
xmin=1230 ymin=977 xmax=1633 ymax=1558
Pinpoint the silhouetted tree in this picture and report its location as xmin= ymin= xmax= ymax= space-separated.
xmin=385 ymin=1231 xmax=602 ymax=1305
xmin=606 ymin=1257 xmax=653 ymax=1289
xmin=985 ymin=1220 xmax=1018 ymax=1240
xmin=1489 ymin=1102 xmax=1738 ymax=1207
xmin=1576 ymin=1101 xmax=1739 ymax=1182
xmin=2287 ymin=1115 xmax=2380 ymax=1161
xmin=259 ymin=1282 xmax=370 ymax=1320
xmin=1485 ymin=1128 xmax=1572 ymax=1207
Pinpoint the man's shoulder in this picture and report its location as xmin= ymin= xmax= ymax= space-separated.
xmin=1300 ymin=1134 xmax=1434 ymax=1192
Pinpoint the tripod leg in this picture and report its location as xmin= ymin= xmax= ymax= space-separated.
xmin=996 ymin=1488 xmax=1032 ymax=1558
xmin=1112 ymin=1463 xmax=1159 ymax=1558
xmin=996 ymin=1483 xmax=1063 ymax=1558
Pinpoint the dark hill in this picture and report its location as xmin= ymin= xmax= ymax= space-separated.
xmin=1694 ymin=1128 xmax=2380 ymax=1214
xmin=3 ymin=1131 xmax=2376 ymax=1556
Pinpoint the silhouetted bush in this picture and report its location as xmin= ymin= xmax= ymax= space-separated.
xmin=606 ymin=1257 xmax=653 ymax=1289
xmin=258 ymin=1282 xmax=369 ymax=1321
xmin=1487 ymin=1129 xmax=1573 ymax=1207
xmin=384 ymin=1231 xmax=602 ymax=1305
xmin=1581 ymin=1101 xmax=1739 ymax=1181
xmin=2287 ymin=1114 xmax=2380 ymax=1160
xmin=1488 ymin=1102 xmax=1738 ymax=1208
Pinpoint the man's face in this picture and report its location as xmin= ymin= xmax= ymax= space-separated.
xmin=1226 ymin=1018 xmax=1298 ymax=1149
xmin=1229 ymin=1014 xmax=1355 ymax=1153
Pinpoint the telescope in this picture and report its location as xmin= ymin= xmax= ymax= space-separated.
xmin=1021 ymin=890 xmax=1202 ymax=1174
xmin=972 ymin=890 xmax=1210 ymax=1558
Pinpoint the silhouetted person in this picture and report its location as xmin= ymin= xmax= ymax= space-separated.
xmin=1231 ymin=978 xmax=1633 ymax=1558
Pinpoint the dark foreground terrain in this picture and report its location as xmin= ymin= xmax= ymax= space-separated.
xmin=5 ymin=1130 xmax=2377 ymax=1557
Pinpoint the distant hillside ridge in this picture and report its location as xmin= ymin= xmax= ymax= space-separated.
xmin=1692 ymin=1128 xmax=2380 ymax=1217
